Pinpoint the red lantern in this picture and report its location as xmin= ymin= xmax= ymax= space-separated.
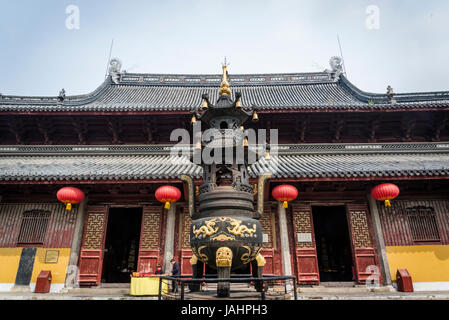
xmin=371 ymin=183 xmax=400 ymax=207
xmin=155 ymin=185 xmax=181 ymax=210
xmin=57 ymin=187 xmax=85 ymax=211
xmin=272 ymin=184 xmax=298 ymax=208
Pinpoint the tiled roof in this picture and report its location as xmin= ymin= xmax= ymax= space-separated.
xmin=1 ymin=72 xmax=449 ymax=112
xmin=0 ymin=143 xmax=448 ymax=182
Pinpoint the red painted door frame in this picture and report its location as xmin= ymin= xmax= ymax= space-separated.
xmin=291 ymin=204 xmax=320 ymax=284
xmin=137 ymin=205 xmax=166 ymax=274
xmin=259 ymin=204 xmax=282 ymax=276
xmin=346 ymin=204 xmax=383 ymax=285
xmin=78 ymin=205 xmax=108 ymax=286
xmin=174 ymin=205 xmax=194 ymax=275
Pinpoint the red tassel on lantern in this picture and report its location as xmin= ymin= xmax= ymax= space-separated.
xmin=371 ymin=183 xmax=400 ymax=207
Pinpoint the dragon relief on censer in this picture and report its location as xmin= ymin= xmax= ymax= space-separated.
xmin=179 ymin=62 xmax=272 ymax=297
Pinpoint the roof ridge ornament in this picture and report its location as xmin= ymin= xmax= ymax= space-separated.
xmin=326 ymin=56 xmax=343 ymax=81
xmin=219 ymin=58 xmax=231 ymax=96
xmin=108 ymin=58 xmax=122 ymax=84
xmin=387 ymin=85 xmax=396 ymax=104
xmin=58 ymin=88 xmax=66 ymax=102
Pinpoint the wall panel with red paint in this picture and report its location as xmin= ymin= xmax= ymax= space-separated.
xmin=0 ymin=203 xmax=78 ymax=248
xmin=378 ymin=199 xmax=449 ymax=246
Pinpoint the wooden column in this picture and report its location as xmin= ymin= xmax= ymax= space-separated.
xmin=277 ymin=202 xmax=292 ymax=276
xmin=65 ymin=196 xmax=88 ymax=289
xmin=367 ymin=195 xmax=392 ymax=285
xmin=163 ymin=203 xmax=177 ymax=274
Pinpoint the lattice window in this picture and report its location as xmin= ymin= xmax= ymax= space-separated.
xmin=17 ymin=210 xmax=51 ymax=245
xmin=406 ymin=206 xmax=440 ymax=242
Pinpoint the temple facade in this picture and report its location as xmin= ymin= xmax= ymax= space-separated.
xmin=0 ymin=57 xmax=448 ymax=292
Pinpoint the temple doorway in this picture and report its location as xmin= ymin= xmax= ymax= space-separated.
xmin=101 ymin=207 xmax=142 ymax=283
xmin=312 ymin=206 xmax=354 ymax=282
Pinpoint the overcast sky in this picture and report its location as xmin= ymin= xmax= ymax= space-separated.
xmin=1 ymin=0 xmax=449 ymax=96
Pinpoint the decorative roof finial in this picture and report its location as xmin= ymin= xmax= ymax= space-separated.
xmin=108 ymin=58 xmax=122 ymax=84
xmin=327 ymin=56 xmax=343 ymax=80
xmin=219 ymin=57 xmax=231 ymax=96
xmin=58 ymin=88 xmax=66 ymax=101
xmin=387 ymin=85 xmax=396 ymax=104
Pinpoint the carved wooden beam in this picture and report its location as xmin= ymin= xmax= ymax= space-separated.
xmin=299 ymin=117 xmax=308 ymax=143
xmin=368 ymin=118 xmax=380 ymax=143
xmin=36 ymin=117 xmax=54 ymax=144
xmin=336 ymin=183 xmax=346 ymax=192
xmin=71 ymin=117 xmax=88 ymax=145
xmin=143 ymin=117 xmax=154 ymax=144
xmin=432 ymin=114 xmax=448 ymax=142
xmin=332 ymin=116 xmax=345 ymax=143
xmin=138 ymin=186 xmax=150 ymax=194
xmin=401 ymin=115 xmax=416 ymax=142
xmin=108 ymin=186 xmax=120 ymax=194
xmin=7 ymin=116 xmax=25 ymax=144
xmin=305 ymin=182 xmax=319 ymax=193
xmin=107 ymin=117 xmax=123 ymax=144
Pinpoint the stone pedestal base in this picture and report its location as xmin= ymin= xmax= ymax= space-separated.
xmin=189 ymin=261 xmax=204 ymax=292
xmin=251 ymin=260 xmax=264 ymax=292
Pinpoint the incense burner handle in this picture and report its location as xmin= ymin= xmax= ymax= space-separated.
xmin=180 ymin=174 xmax=195 ymax=218
xmin=255 ymin=173 xmax=272 ymax=219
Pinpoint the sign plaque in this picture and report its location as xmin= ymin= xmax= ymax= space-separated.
xmin=297 ymin=233 xmax=312 ymax=243
xmin=262 ymin=233 xmax=269 ymax=243
xmin=45 ymin=250 xmax=59 ymax=264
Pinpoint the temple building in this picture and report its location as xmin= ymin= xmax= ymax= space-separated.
xmin=0 ymin=57 xmax=448 ymax=293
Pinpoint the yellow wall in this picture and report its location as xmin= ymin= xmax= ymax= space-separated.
xmin=0 ymin=248 xmax=23 ymax=283
xmin=386 ymin=245 xmax=449 ymax=282
xmin=30 ymin=248 xmax=71 ymax=283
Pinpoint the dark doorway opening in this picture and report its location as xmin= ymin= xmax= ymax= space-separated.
xmin=312 ymin=206 xmax=354 ymax=282
xmin=102 ymin=207 xmax=142 ymax=283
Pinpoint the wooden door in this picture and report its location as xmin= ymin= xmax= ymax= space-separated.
xmin=291 ymin=204 xmax=320 ymax=284
xmin=346 ymin=204 xmax=382 ymax=284
xmin=259 ymin=204 xmax=282 ymax=275
xmin=78 ymin=205 xmax=108 ymax=285
xmin=175 ymin=205 xmax=194 ymax=275
xmin=137 ymin=206 xmax=165 ymax=274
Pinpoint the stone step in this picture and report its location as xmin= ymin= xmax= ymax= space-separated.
xmin=298 ymin=285 xmax=395 ymax=293
xmin=66 ymin=287 xmax=130 ymax=295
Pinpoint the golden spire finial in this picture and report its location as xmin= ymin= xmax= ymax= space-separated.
xmin=219 ymin=57 xmax=231 ymax=96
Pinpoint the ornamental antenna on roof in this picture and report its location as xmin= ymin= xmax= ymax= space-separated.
xmin=337 ymin=35 xmax=348 ymax=77
xmin=104 ymin=39 xmax=114 ymax=79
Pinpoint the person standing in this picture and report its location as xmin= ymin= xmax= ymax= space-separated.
xmin=170 ymin=259 xmax=180 ymax=292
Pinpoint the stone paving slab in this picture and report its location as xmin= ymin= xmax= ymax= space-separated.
xmin=0 ymin=291 xmax=448 ymax=300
